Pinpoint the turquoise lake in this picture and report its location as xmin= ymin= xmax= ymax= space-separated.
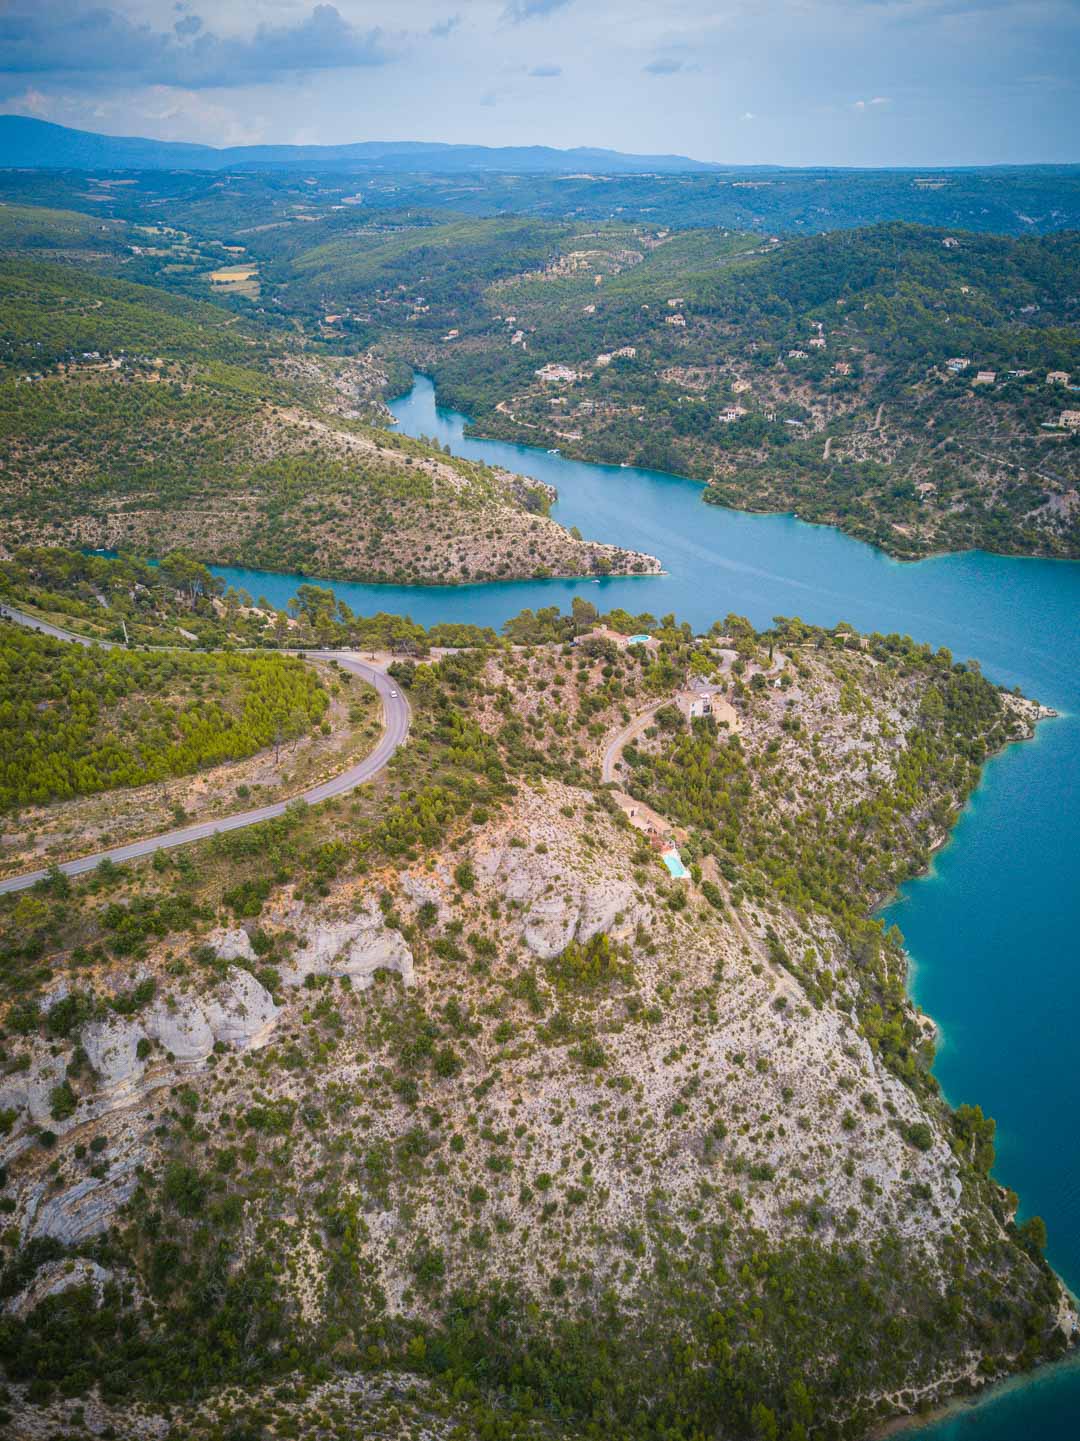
xmin=215 ymin=374 xmax=1080 ymax=1438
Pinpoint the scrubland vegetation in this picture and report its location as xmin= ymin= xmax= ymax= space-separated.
xmin=0 ymin=260 xmax=655 ymax=584
xmin=0 ymin=598 xmax=1066 ymax=1441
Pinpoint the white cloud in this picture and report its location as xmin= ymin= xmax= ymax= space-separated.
xmin=0 ymin=2 xmax=397 ymax=91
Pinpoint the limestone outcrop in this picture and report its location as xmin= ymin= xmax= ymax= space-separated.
xmin=475 ymin=845 xmax=638 ymax=960
xmin=0 ymin=1052 xmax=68 ymax=1129
xmin=201 ymin=966 xmax=279 ymax=1048
xmin=4 ymin=1258 xmax=114 ymax=1319
xmin=81 ymin=1015 xmax=146 ymax=1094
xmin=206 ymin=926 xmax=258 ymax=963
xmin=24 ymin=1159 xmax=142 ymax=1244
xmin=144 ymin=992 xmax=215 ymax=1063
xmin=279 ymin=908 xmax=414 ymax=990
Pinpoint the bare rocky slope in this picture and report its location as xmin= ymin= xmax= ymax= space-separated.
xmin=0 ymin=615 xmax=1072 ymax=1440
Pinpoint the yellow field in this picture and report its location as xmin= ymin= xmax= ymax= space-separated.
xmin=208 ymin=264 xmax=260 ymax=299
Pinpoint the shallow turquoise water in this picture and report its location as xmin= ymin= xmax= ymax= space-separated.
xmin=215 ymin=376 xmax=1080 ymax=1437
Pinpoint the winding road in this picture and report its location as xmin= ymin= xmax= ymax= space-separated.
xmin=601 ymin=699 xmax=666 ymax=784
xmin=0 ymin=607 xmax=411 ymax=896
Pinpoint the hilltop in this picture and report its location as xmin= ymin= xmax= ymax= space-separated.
xmin=0 ymin=259 xmax=658 ymax=584
xmin=0 ymin=603 xmax=1071 ymax=1439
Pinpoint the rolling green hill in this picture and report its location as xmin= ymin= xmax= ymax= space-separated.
xmin=301 ymin=217 xmax=1079 ymax=558
xmin=0 ymin=259 xmax=656 ymax=584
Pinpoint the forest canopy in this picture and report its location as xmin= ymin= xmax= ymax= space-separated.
xmin=0 ymin=624 xmax=328 ymax=809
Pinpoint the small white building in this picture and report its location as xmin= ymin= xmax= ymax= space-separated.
xmin=1047 ymin=371 xmax=1070 ymax=386
xmin=945 ymin=357 xmax=970 ymax=372
xmin=973 ymin=370 xmax=997 ymax=386
xmin=676 ymin=676 xmax=724 ymax=721
xmin=535 ymin=362 xmax=582 ymax=383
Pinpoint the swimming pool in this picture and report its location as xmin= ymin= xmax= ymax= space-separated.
xmin=662 ymin=849 xmax=690 ymax=880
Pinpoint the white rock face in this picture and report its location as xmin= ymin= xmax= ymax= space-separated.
xmin=81 ymin=1016 xmax=147 ymax=1094
xmin=16 ymin=1054 xmax=69 ymax=1129
xmin=280 ymin=909 xmax=414 ymax=991
xmin=207 ymin=926 xmax=257 ymax=962
xmin=578 ymin=880 xmax=636 ymax=943
xmin=401 ymin=871 xmax=445 ymax=917
xmin=481 ymin=846 xmax=638 ymax=960
xmin=145 ymin=993 xmax=215 ymax=1063
xmin=4 ymin=1258 xmax=113 ymax=1319
xmin=26 ymin=1167 xmax=140 ymax=1244
xmin=202 ymin=967 xmax=279 ymax=1049
xmin=523 ymin=894 xmax=579 ymax=960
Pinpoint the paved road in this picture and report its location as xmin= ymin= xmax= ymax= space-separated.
xmin=601 ymin=700 xmax=666 ymax=783
xmin=0 ymin=605 xmax=101 ymax=646
xmin=0 ymin=608 xmax=411 ymax=895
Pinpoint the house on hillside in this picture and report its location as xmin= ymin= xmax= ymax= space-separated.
xmin=676 ymin=676 xmax=725 ymax=721
xmin=1047 ymin=371 xmax=1070 ymax=386
xmin=973 ymin=370 xmax=997 ymax=385
xmin=945 ymin=357 xmax=970 ymax=372
xmin=1060 ymin=410 xmax=1080 ymax=430
xmin=574 ymin=626 xmax=657 ymax=654
xmin=535 ymin=362 xmax=582 ymax=383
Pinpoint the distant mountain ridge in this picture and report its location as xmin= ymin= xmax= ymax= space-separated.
xmin=0 ymin=116 xmax=723 ymax=175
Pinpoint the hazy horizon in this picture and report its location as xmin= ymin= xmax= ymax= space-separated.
xmin=2 ymin=1 xmax=1078 ymax=169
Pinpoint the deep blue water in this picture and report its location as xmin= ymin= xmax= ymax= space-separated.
xmin=215 ymin=375 xmax=1080 ymax=1439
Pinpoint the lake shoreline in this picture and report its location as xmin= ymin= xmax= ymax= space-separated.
xmin=388 ymin=374 xmax=1080 ymax=1441
xmin=443 ymin=389 xmax=1078 ymax=567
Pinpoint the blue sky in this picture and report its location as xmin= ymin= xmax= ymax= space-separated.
xmin=2 ymin=0 xmax=1078 ymax=164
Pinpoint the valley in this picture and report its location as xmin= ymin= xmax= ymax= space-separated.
xmin=0 ymin=125 xmax=1077 ymax=1441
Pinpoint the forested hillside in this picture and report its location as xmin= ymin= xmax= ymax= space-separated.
xmin=0 ymin=625 xmax=328 ymax=808
xmin=4 ymin=156 xmax=1080 ymax=237
xmin=0 ymin=259 xmax=656 ymax=583
xmin=320 ymin=218 xmax=1079 ymax=558
xmin=0 ymin=606 xmax=1068 ymax=1440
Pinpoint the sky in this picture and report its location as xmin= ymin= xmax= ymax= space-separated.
xmin=1 ymin=0 xmax=1078 ymax=166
